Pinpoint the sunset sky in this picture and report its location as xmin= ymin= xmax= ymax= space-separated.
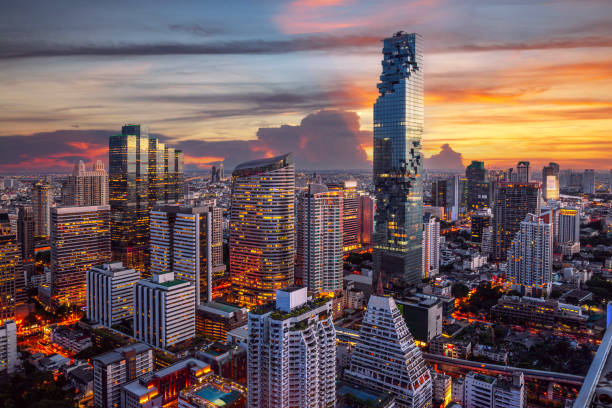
xmin=1 ymin=0 xmax=611 ymax=172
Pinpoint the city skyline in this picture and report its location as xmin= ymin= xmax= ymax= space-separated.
xmin=1 ymin=0 xmax=611 ymax=172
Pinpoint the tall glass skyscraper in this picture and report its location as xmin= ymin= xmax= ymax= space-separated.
xmin=373 ymin=32 xmax=424 ymax=286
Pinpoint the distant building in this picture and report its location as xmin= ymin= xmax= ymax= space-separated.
xmin=86 ymin=262 xmax=140 ymax=328
xmin=51 ymin=205 xmax=111 ymax=306
xmin=195 ymin=301 xmax=248 ymax=343
xmin=93 ymin=343 xmax=153 ymax=408
xmin=583 ymin=169 xmax=595 ymax=194
xmin=517 ymin=161 xmax=530 ymax=182
xmin=327 ymin=180 xmax=360 ymax=253
xmin=558 ymin=208 xmax=580 ymax=244
xmin=471 ymin=211 xmax=491 ymax=243
xmin=464 ymin=371 xmax=525 ymax=408
xmin=359 ymin=193 xmax=375 ymax=247
xmin=17 ymin=206 xmax=35 ymax=261
xmin=422 ymin=214 xmax=440 ymax=279
xmin=345 ymin=295 xmax=432 ymax=407
xmin=542 ymin=162 xmax=560 ymax=201
xmin=466 ymin=161 xmax=490 ymax=211
xmin=230 ymin=154 xmax=295 ymax=307
xmin=247 ymin=287 xmax=336 ymax=408
xmin=0 ymin=214 xmax=23 ymax=321
xmin=32 ymin=181 xmax=52 ymax=237
xmin=64 ymin=160 xmax=109 ymax=206
xmin=134 ymin=272 xmax=195 ymax=349
xmin=0 ymin=320 xmax=17 ymax=375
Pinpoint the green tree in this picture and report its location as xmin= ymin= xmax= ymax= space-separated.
xmin=451 ymin=282 xmax=470 ymax=299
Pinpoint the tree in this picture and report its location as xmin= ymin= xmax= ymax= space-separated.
xmin=452 ymin=282 xmax=470 ymax=299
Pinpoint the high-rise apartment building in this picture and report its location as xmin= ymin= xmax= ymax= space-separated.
xmin=446 ymin=175 xmax=465 ymax=221
xmin=583 ymin=169 xmax=595 ymax=194
xmin=296 ymin=183 xmax=343 ymax=296
xmin=247 ymin=287 xmax=336 ymax=408
xmin=229 ymin=154 xmax=295 ymax=307
xmin=345 ymin=295 xmax=432 ymax=408
xmin=373 ymin=32 xmax=424 ymax=287
xmin=558 ymin=207 xmax=580 ymax=244
xmin=328 ymin=180 xmax=360 ymax=253
xmin=422 ymin=214 xmax=440 ymax=279
xmin=464 ymin=371 xmax=525 ymax=408
xmin=64 ymin=160 xmax=109 ymax=206
xmin=507 ymin=212 xmax=553 ymax=297
xmin=50 ymin=205 xmax=111 ymax=306
xmin=109 ymin=124 xmax=184 ymax=273
xmin=431 ymin=179 xmax=447 ymax=208
xmin=150 ymin=202 xmax=224 ymax=304
xmin=466 ymin=161 xmax=490 ymax=212
xmin=359 ymin=193 xmax=375 ymax=247
xmin=517 ymin=161 xmax=530 ymax=182
xmin=471 ymin=210 xmax=492 ymax=243
xmin=0 ymin=320 xmax=17 ymax=375
xmin=0 ymin=214 xmax=23 ymax=323
xmin=133 ymin=272 xmax=195 ymax=349
xmin=32 ymin=181 xmax=52 ymax=237
xmin=86 ymin=262 xmax=140 ymax=328
xmin=17 ymin=206 xmax=34 ymax=261
xmin=492 ymin=182 xmax=540 ymax=261
xmin=542 ymin=162 xmax=560 ymax=201
xmin=93 ymin=343 xmax=153 ymax=408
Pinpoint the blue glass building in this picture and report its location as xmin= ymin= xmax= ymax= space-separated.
xmin=373 ymin=32 xmax=424 ymax=286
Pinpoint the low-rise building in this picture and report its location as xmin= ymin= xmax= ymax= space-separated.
xmin=464 ymin=371 xmax=525 ymax=408
xmin=336 ymin=384 xmax=396 ymax=408
xmin=430 ymin=335 xmax=472 ymax=359
xmin=452 ymin=377 xmax=465 ymax=406
xmin=432 ymin=372 xmax=452 ymax=407
xmin=195 ymin=302 xmax=247 ymax=343
xmin=473 ymin=344 xmax=509 ymax=364
xmin=178 ymin=375 xmax=246 ymax=408
xmin=197 ymin=343 xmax=247 ymax=385
xmin=395 ymin=294 xmax=443 ymax=344
xmin=50 ymin=326 xmax=92 ymax=354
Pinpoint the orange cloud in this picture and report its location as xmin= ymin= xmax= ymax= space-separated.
xmin=183 ymin=155 xmax=225 ymax=168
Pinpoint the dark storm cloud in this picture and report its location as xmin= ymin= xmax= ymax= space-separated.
xmin=424 ymin=143 xmax=465 ymax=171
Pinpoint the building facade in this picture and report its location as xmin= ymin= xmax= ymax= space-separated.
xmin=247 ymin=287 xmax=336 ymax=408
xmin=229 ymin=154 xmax=295 ymax=307
xmin=0 ymin=214 xmax=23 ymax=322
xmin=345 ymin=295 xmax=432 ymax=408
xmin=464 ymin=371 xmax=525 ymax=408
xmin=32 ymin=181 xmax=52 ymax=237
xmin=51 ymin=205 xmax=111 ymax=306
xmin=17 ymin=206 xmax=35 ymax=261
xmin=422 ymin=214 xmax=440 ymax=279
xmin=542 ymin=162 xmax=560 ymax=202
xmin=516 ymin=161 xmax=530 ymax=183
xmin=373 ymin=32 xmax=424 ymax=287
xmin=86 ymin=262 xmax=140 ymax=328
xmin=558 ymin=207 xmax=580 ymax=244
xmin=0 ymin=320 xmax=17 ymax=375
xmin=583 ymin=169 xmax=595 ymax=194
xmin=466 ymin=161 xmax=489 ymax=212
xmin=64 ymin=160 xmax=109 ymax=206
xmin=327 ymin=180 xmax=360 ymax=253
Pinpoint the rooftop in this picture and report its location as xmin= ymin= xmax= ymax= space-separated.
xmin=93 ymin=343 xmax=151 ymax=365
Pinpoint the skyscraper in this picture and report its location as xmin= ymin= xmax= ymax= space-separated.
xmin=422 ymin=214 xmax=440 ymax=279
xmin=507 ymin=212 xmax=553 ymax=297
xmin=359 ymin=193 xmax=375 ymax=247
xmin=492 ymin=182 xmax=541 ymax=261
xmin=229 ymin=154 xmax=295 ymax=307
xmin=517 ymin=161 xmax=530 ymax=182
xmin=466 ymin=161 xmax=490 ymax=211
xmin=542 ymin=162 xmax=560 ymax=201
xmin=51 ymin=205 xmax=111 ymax=306
xmin=373 ymin=32 xmax=424 ymax=286
xmin=0 ymin=214 xmax=22 ymax=323
xmin=327 ymin=180 xmax=359 ymax=253
xmin=109 ymin=124 xmax=184 ymax=273
xmin=583 ymin=169 xmax=595 ymax=194
xmin=150 ymin=202 xmax=224 ymax=304
xmin=32 ymin=181 xmax=52 ymax=237
xmin=345 ymin=295 xmax=432 ymax=407
xmin=64 ymin=160 xmax=109 ymax=206
xmin=16 ymin=206 xmax=34 ymax=262
xmin=558 ymin=207 xmax=580 ymax=244
xmin=247 ymin=287 xmax=336 ymax=408
xmin=296 ymin=183 xmax=343 ymax=296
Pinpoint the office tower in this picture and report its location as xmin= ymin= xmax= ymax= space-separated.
xmin=150 ymin=203 xmax=224 ymax=304
xmin=211 ymin=165 xmax=219 ymax=183
xmin=517 ymin=161 xmax=530 ymax=182
xmin=230 ymin=154 xmax=295 ymax=307
xmin=133 ymin=272 xmax=195 ymax=349
xmin=296 ymin=183 xmax=343 ymax=296
xmin=464 ymin=371 xmax=525 ymax=408
xmin=609 ymin=169 xmax=612 ymax=193
xmin=93 ymin=343 xmax=153 ymax=408
xmin=247 ymin=287 xmax=336 ymax=408
xmin=445 ymin=175 xmax=464 ymax=221
xmin=583 ymin=169 xmax=595 ymax=194
xmin=507 ymin=212 xmax=553 ymax=297
xmin=64 ymin=160 xmax=109 ymax=206
xmin=373 ymin=32 xmax=424 ymax=287
xmin=17 ymin=206 xmax=34 ymax=261
xmin=470 ymin=210 xmax=492 ymax=243
xmin=345 ymin=295 xmax=432 ymax=408
xmin=218 ymin=163 xmax=224 ymax=181
xmin=0 ymin=214 xmax=22 ymax=322
xmin=422 ymin=214 xmax=440 ymax=279
xmin=542 ymin=162 xmax=560 ymax=201
xmin=0 ymin=320 xmax=17 ymax=375
xmin=109 ymin=124 xmax=184 ymax=273
xmin=86 ymin=262 xmax=140 ymax=328
xmin=558 ymin=207 xmax=580 ymax=244
xmin=491 ymin=182 xmax=540 ymax=261
xmin=328 ymin=180 xmax=360 ymax=253
xmin=466 ymin=161 xmax=490 ymax=211
xmin=359 ymin=193 xmax=375 ymax=247
xmin=32 ymin=181 xmax=52 ymax=237
xmin=50 ymin=205 xmax=111 ymax=306
xmin=431 ymin=179 xmax=447 ymax=208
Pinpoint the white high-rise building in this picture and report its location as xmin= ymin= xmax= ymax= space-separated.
xmin=133 ymin=272 xmax=195 ymax=349
xmin=0 ymin=320 xmax=17 ymax=375
xmin=422 ymin=214 xmax=440 ymax=279
xmin=64 ymin=160 xmax=109 ymax=206
xmin=150 ymin=203 xmax=224 ymax=304
xmin=583 ymin=169 xmax=595 ymax=194
xmin=296 ymin=183 xmax=343 ymax=296
xmin=345 ymin=295 xmax=433 ymax=408
xmin=507 ymin=212 xmax=553 ymax=297
xmin=247 ymin=287 xmax=336 ymax=408
xmin=86 ymin=262 xmax=140 ymax=328
xmin=464 ymin=371 xmax=525 ymax=408
xmin=558 ymin=208 xmax=580 ymax=244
